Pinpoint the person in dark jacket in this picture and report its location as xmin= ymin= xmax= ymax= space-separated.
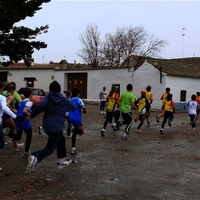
xmin=26 ymin=81 xmax=76 ymax=174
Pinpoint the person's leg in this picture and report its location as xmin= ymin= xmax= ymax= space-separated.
xmin=101 ymin=112 xmax=111 ymax=136
xmin=100 ymin=101 xmax=103 ymax=113
xmin=136 ymin=114 xmax=146 ymax=132
xmin=23 ymin=128 xmax=32 ymax=153
xmin=0 ymin=125 xmax=4 ymax=149
xmin=111 ymin=110 xmax=120 ymax=131
xmin=57 ymin=132 xmax=66 ymax=158
xmin=122 ymin=112 xmax=132 ymax=139
xmin=190 ymin=114 xmax=196 ymax=129
xmin=32 ymin=132 xmax=61 ymax=163
xmin=0 ymin=125 xmax=4 ymax=171
xmin=5 ymin=118 xmax=18 ymax=148
xmin=71 ymin=126 xmax=84 ymax=154
xmin=11 ymin=127 xmax=24 ymax=151
xmin=102 ymin=101 xmax=106 ymax=113
xmin=160 ymin=111 xmax=169 ymax=133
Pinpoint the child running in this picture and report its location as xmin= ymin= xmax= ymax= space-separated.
xmin=156 ymin=87 xmax=170 ymax=123
xmin=68 ymin=88 xmax=86 ymax=155
xmin=184 ymin=94 xmax=198 ymax=131
xmin=0 ymin=81 xmax=18 ymax=171
xmin=15 ymin=88 xmax=33 ymax=158
xmin=135 ymin=90 xmax=150 ymax=133
xmin=117 ymin=84 xmax=136 ymax=140
xmin=100 ymin=85 xmax=120 ymax=137
xmin=160 ymin=93 xmax=175 ymax=134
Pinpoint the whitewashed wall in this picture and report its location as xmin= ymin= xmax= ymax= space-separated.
xmin=5 ymin=63 xmax=200 ymax=110
xmin=55 ymin=68 xmax=135 ymax=99
xmin=132 ymin=61 xmax=166 ymax=109
xmin=166 ymin=76 xmax=200 ymax=102
xmin=7 ymin=69 xmax=54 ymax=92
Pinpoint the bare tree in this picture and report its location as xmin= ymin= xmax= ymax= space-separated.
xmin=78 ymin=25 xmax=168 ymax=67
xmin=77 ymin=24 xmax=101 ymax=68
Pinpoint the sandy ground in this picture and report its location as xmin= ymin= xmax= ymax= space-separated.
xmin=1 ymin=104 xmax=200 ymax=200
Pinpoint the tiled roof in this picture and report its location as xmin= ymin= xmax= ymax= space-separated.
xmin=123 ymin=55 xmax=200 ymax=78
xmin=1 ymin=56 xmax=200 ymax=78
xmin=147 ymin=57 xmax=200 ymax=78
xmin=0 ymin=63 xmax=58 ymax=69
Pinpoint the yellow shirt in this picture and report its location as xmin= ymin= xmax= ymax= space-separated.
xmin=146 ymin=91 xmax=153 ymax=104
xmin=161 ymin=92 xmax=169 ymax=105
xmin=164 ymin=100 xmax=174 ymax=112
xmin=107 ymin=93 xmax=119 ymax=112
xmin=137 ymin=98 xmax=146 ymax=115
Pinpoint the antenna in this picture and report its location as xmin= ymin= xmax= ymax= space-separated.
xmin=182 ymin=28 xmax=187 ymax=57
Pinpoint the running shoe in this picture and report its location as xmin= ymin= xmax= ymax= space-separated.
xmin=26 ymin=155 xmax=37 ymax=175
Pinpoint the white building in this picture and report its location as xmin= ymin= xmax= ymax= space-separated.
xmin=1 ymin=56 xmax=200 ymax=110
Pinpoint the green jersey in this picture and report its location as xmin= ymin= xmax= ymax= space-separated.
xmin=119 ymin=91 xmax=136 ymax=113
xmin=3 ymin=91 xmax=22 ymax=103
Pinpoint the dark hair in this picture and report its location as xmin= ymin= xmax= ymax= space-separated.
xmin=64 ymin=89 xmax=71 ymax=98
xmin=23 ymin=87 xmax=32 ymax=98
xmin=5 ymin=82 xmax=16 ymax=91
xmin=127 ymin=84 xmax=133 ymax=91
xmin=49 ymin=81 xmax=61 ymax=93
xmin=191 ymin=94 xmax=196 ymax=101
xmin=166 ymin=87 xmax=170 ymax=92
xmin=108 ymin=85 xmax=117 ymax=97
xmin=146 ymin=85 xmax=151 ymax=92
xmin=167 ymin=93 xmax=173 ymax=101
xmin=71 ymin=87 xmax=80 ymax=97
xmin=196 ymin=92 xmax=200 ymax=96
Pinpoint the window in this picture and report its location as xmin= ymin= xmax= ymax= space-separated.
xmin=180 ymin=90 xmax=186 ymax=102
xmin=24 ymin=77 xmax=36 ymax=87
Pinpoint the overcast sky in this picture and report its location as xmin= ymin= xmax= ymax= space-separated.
xmin=17 ymin=0 xmax=200 ymax=64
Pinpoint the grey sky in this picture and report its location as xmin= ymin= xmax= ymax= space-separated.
xmin=17 ymin=0 xmax=200 ymax=64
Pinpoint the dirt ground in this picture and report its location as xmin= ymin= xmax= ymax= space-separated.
xmin=1 ymin=104 xmax=200 ymax=200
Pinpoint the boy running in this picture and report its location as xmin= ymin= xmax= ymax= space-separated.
xmin=117 ymin=84 xmax=136 ymax=140
xmin=68 ymin=88 xmax=86 ymax=155
xmin=160 ymin=93 xmax=175 ymax=134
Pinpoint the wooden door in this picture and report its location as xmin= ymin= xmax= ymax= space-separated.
xmin=68 ymin=73 xmax=87 ymax=99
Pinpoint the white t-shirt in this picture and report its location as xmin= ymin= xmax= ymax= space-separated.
xmin=187 ymin=100 xmax=198 ymax=115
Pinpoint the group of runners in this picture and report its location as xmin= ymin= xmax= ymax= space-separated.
xmin=99 ymin=84 xmax=200 ymax=138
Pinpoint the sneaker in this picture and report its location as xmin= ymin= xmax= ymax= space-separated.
xmin=26 ymin=155 xmax=37 ymax=174
xmin=57 ymin=159 xmax=72 ymax=169
xmin=168 ymin=119 xmax=172 ymax=127
xmin=156 ymin=116 xmax=159 ymax=123
xmin=0 ymin=167 xmax=2 ymax=171
xmin=71 ymin=148 xmax=77 ymax=155
xmin=7 ymin=138 xmax=12 ymax=143
xmin=4 ymin=141 xmax=8 ymax=145
xmin=103 ymin=111 xmax=106 ymax=114
xmin=136 ymin=129 xmax=141 ymax=133
xmin=116 ymin=121 xmax=122 ymax=130
xmin=67 ymin=133 xmax=73 ymax=138
xmin=100 ymin=111 xmax=103 ymax=115
xmin=22 ymin=151 xmax=31 ymax=158
xmin=101 ymin=128 xmax=105 ymax=137
xmin=15 ymin=143 xmax=24 ymax=151
xmin=111 ymin=123 xmax=117 ymax=131
xmin=192 ymin=128 xmax=196 ymax=131
xmin=3 ymin=127 xmax=10 ymax=136
xmin=147 ymin=122 xmax=150 ymax=127
xmin=160 ymin=128 xmax=163 ymax=134
xmin=121 ymin=136 xmax=128 ymax=140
